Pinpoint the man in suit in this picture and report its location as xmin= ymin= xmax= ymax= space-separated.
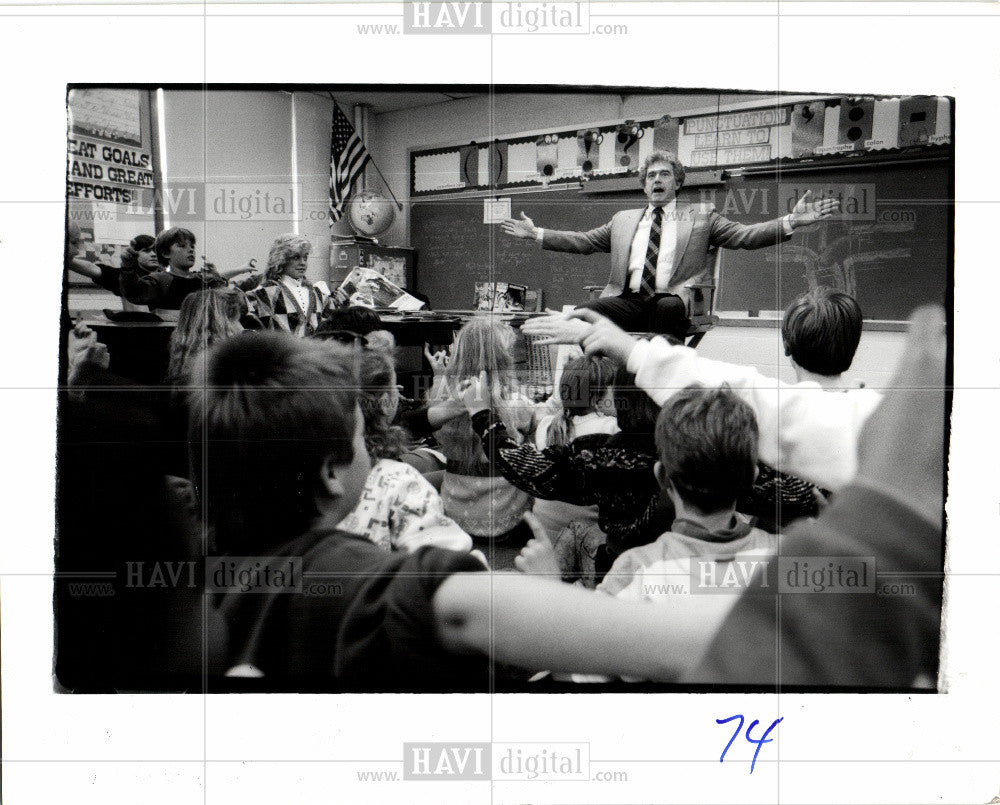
xmin=502 ymin=149 xmax=839 ymax=340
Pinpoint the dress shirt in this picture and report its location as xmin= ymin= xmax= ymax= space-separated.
xmin=280 ymin=274 xmax=311 ymax=314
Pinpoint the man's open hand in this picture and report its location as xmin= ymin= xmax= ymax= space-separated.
xmin=789 ymin=190 xmax=840 ymax=230
xmin=501 ymin=211 xmax=538 ymax=240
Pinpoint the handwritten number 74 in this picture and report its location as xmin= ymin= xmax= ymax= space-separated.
xmin=716 ymin=714 xmax=783 ymax=773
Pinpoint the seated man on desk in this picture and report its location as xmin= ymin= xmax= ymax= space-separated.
xmin=502 ymin=149 xmax=839 ymax=341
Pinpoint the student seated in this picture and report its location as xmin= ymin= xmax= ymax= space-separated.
xmin=736 ymin=287 xmax=865 ymax=528
xmin=120 ymin=227 xmax=255 ymax=311
xmin=316 ymin=305 xmax=384 ymax=337
xmin=65 ymin=226 xmax=159 ymax=295
xmin=166 ymin=288 xmax=245 ymax=384
xmin=336 ymin=341 xmax=474 ymax=555
xmin=250 ymin=234 xmax=342 ymax=337
xmin=523 ymin=299 xmax=882 ymax=491
xmin=191 ymin=332 xmax=737 ymax=689
xmin=595 ymin=385 xmax=776 ymax=603
xmin=435 ymin=316 xmax=537 ymax=565
xmin=530 ymin=355 xmax=620 ymax=533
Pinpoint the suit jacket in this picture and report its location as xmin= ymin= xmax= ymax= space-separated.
xmin=541 ymin=203 xmax=791 ymax=315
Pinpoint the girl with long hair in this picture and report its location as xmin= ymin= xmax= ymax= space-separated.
xmin=435 ymin=316 xmax=536 ymax=558
xmin=166 ymin=288 xmax=244 ymax=383
xmin=334 ymin=341 xmax=476 ymax=556
xmin=452 ymin=361 xmax=671 ymax=585
xmin=529 ymin=354 xmax=620 ymax=538
xmin=250 ymin=234 xmax=342 ymax=337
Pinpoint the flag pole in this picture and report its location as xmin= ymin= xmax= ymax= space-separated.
xmin=367 ymin=158 xmax=403 ymax=212
xmin=330 ymin=94 xmax=403 ymax=212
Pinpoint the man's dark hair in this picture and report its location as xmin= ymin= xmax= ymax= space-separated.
xmin=655 ymin=384 xmax=758 ymax=513
xmin=782 ymin=287 xmax=863 ymax=376
xmin=187 ymin=331 xmax=359 ymax=554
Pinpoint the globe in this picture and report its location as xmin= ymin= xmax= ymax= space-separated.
xmin=347 ymin=190 xmax=395 ymax=237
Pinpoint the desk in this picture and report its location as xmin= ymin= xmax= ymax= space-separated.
xmin=374 ymin=314 xmax=463 ymax=347
xmin=378 ymin=310 xmax=541 ymax=347
xmin=75 ymin=310 xmax=547 ymax=387
xmin=78 ymin=315 xmax=174 ymax=385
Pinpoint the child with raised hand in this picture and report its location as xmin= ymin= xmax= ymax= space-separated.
xmin=434 ymin=316 xmax=537 ymax=563
xmin=529 ymin=354 xmax=619 ymax=537
xmin=690 ymin=306 xmax=947 ymax=687
xmin=65 ymin=227 xmax=160 ymax=297
xmin=119 ymin=228 xmax=227 ymax=311
xmin=454 ymin=363 xmax=670 ymax=585
xmin=192 ymin=331 xmax=733 ymax=689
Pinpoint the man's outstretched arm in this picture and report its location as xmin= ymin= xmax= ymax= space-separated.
xmin=501 ymin=210 xmax=612 ymax=255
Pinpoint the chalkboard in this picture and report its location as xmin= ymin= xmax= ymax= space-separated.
xmin=410 ymin=157 xmax=951 ymax=320
xmin=714 ymin=159 xmax=951 ymax=320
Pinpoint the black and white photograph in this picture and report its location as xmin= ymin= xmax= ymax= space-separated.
xmin=2 ymin=2 xmax=998 ymax=804
xmin=57 ymin=84 xmax=953 ymax=695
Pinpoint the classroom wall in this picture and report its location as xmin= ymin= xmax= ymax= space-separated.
xmin=160 ymin=89 xmax=346 ymax=283
xmin=698 ymin=324 xmax=907 ymax=389
xmin=367 ymin=91 xmax=820 ymax=250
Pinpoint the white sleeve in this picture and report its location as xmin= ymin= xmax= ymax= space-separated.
xmin=626 ymin=337 xmax=883 ymax=491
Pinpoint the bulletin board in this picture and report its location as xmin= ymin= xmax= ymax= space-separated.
xmin=66 ymin=87 xmax=158 ymax=272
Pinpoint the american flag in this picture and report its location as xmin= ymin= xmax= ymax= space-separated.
xmin=329 ymin=103 xmax=371 ymax=223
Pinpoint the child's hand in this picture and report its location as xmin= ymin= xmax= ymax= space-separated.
xmin=68 ymin=322 xmax=110 ymax=382
xmin=514 ymin=512 xmax=562 ymax=580
xmin=458 ymin=370 xmax=491 ymax=416
xmin=568 ymin=309 xmax=639 ymax=364
xmin=521 ymin=313 xmax=591 ymax=346
xmin=423 ymin=343 xmax=449 ymax=376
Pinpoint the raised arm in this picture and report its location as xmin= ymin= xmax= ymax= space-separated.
xmin=501 ymin=210 xmax=613 ymax=255
xmin=469 ymin=409 xmax=599 ymax=504
xmin=119 ymin=265 xmax=167 ymax=306
xmin=709 ymin=191 xmax=840 ymax=249
xmin=527 ymin=309 xmax=882 ymax=491
xmin=689 ymin=307 xmax=946 ymax=687
xmin=435 ymin=569 xmax=716 ymax=679
xmin=625 ymin=336 xmax=881 ymax=490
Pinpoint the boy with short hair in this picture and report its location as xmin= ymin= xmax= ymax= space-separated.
xmin=782 ymin=286 xmax=865 ymax=388
xmin=522 ymin=292 xmax=882 ymax=491
xmin=595 ymin=385 xmax=776 ymax=602
xmin=191 ymin=332 xmax=726 ymax=690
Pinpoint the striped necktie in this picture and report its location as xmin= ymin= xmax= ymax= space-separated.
xmin=639 ymin=206 xmax=663 ymax=299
